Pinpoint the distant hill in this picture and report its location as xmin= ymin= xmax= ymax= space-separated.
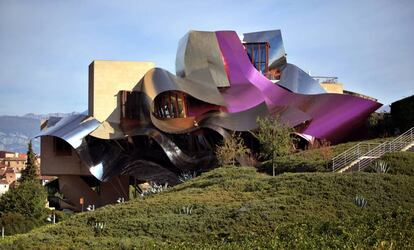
xmin=0 ymin=112 xmax=78 ymax=154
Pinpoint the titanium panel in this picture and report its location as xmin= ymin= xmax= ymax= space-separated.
xmin=278 ymin=63 xmax=327 ymax=94
xmin=215 ymin=30 xmax=381 ymax=143
xmin=176 ymin=30 xmax=230 ymax=87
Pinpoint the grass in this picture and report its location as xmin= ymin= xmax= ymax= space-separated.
xmin=0 ymin=166 xmax=413 ymax=249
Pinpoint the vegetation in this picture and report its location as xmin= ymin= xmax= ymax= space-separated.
xmin=0 ymin=167 xmax=412 ymax=249
xmin=0 ymin=132 xmax=409 ymax=248
xmin=216 ymin=132 xmax=250 ymax=167
xmin=20 ymin=140 xmax=38 ymax=182
xmin=0 ymin=179 xmax=48 ymax=235
xmin=366 ymin=112 xmax=394 ymax=138
xmin=372 ymin=160 xmax=390 ymax=173
xmin=366 ymin=152 xmax=414 ymax=176
xmin=254 ymin=116 xmax=294 ymax=176
xmin=0 ymin=142 xmax=48 ymax=236
xmin=259 ymin=136 xmax=393 ymax=175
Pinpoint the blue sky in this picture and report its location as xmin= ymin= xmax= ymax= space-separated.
xmin=0 ymin=0 xmax=413 ymax=115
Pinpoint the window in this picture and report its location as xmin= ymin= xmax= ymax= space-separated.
xmin=154 ymin=91 xmax=188 ymax=119
xmin=54 ymin=138 xmax=72 ymax=156
xmin=120 ymin=91 xmax=143 ymax=120
xmin=244 ymin=42 xmax=269 ymax=74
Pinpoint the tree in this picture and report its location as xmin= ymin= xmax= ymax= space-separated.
xmin=0 ymin=179 xmax=47 ymax=220
xmin=0 ymin=141 xmax=47 ymax=235
xmin=254 ymin=116 xmax=294 ymax=176
xmin=20 ymin=140 xmax=38 ymax=182
xmin=216 ymin=132 xmax=250 ymax=167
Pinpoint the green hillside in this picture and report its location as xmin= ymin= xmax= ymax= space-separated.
xmin=0 ymin=166 xmax=413 ymax=249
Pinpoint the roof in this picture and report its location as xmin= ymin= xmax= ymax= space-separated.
xmin=2 ymin=158 xmax=26 ymax=161
xmin=0 ymin=151 xmax=14 ymax=154
xmin=39 ymin=175 xmax=57 ymax=181
xmin=0 ymin=179 xmax=9 ymax=185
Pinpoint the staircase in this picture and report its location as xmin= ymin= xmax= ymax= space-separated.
xmin=332 ymin=127 xmax=414 ymax=173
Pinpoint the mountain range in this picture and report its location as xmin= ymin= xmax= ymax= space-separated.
xmin=0 ymin=112 xmax=78 ymax=154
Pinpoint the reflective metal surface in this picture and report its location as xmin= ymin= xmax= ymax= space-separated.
xmin=37 ymin=114 xmax=100 ymax=148
xmin=38 ymin=29 xmax=382 ymax=186
xmin=278 ymin=63 xmax=326 ymax=94
xmin=215 ymin=30 xmax=381 ymax=143
xmin=176 ymin=30 xmax=230 ymax=87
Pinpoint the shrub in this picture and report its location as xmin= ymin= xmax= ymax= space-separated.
xmin=0 ymin=180 xmax=47 ymax=219
xmin=377 ymin=152 xmax=414 ymax=176
xmin=216 ymin=132 xmax=250 ymax=167
xmin=0 ymin=212 xmax=40 ymax=235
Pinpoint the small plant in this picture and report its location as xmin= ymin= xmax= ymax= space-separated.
xmin=93 ymin=222 xmax=106 ymax=236
xmin=216 ymin=132 xmax=250 ymax=167
xmin=178 ymin=171 xmax=197 ymax=183
xmin=179 ymin=206 xmax=193 ymax=215
xmin=140 ymin=182 xmax=168 ymax=197
xmin=373 ymin=161 xmax=390 ymax=173
xmin=354 ymin=196 xmax=368 ymax=208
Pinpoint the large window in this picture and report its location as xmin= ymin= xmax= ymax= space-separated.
xmin=154 ymin=91 xmax=188 ymax=119
xmin=244 ymin=42 xmax=269 ymax=74
xmin=243 ymin=42 xmax=281 ymax=80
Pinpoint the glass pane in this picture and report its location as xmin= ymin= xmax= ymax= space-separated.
xmin=260 ymin=63 xmax=266 ymax=73
xmin=260 ymin=44 xmax=266 ymax=64
xmin=164 ymin=104 xmax=169 ymax=118
xmin=170 ymin=94 xmax=177 ymax=117
xmin=253 ymin=45 xmax=259 ymax=63
xmin=177 ymin=95 xmax=184 ymax=117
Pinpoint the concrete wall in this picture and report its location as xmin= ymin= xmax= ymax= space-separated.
xmin=40 ymin=136 xmax=90 ymax=176
xmin=88 ymin=60 xmax=155 ymax=123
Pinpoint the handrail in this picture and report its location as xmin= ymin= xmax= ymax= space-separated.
xmin=356 ymin=126 xmax=414 ymax=171
xmin=332 ymin=126 xmax=414 ymax=172
xmin=331 ymin=142 xmax=380 ymax=172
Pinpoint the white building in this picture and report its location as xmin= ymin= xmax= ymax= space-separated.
xmin=0 ymin=179 xmax=9 ymax=196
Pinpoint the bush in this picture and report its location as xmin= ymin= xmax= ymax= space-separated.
xmin=216 ymin=132 xmax=250 ymax=167
xmin=0 ymin=212 xmax=40 ymax=235
xmin=0 ymin=180 xmax=47 ymax=219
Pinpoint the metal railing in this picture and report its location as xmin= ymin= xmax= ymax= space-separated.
xmin=332 ymin=143 xmax=380 ymax=172
xmin=332 ymin=126 xmax=414 ymax=172
xmin=355 ymin=126 xmax=414 ymax=171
